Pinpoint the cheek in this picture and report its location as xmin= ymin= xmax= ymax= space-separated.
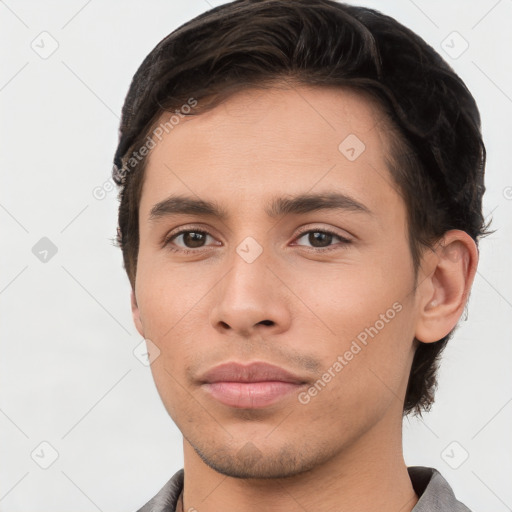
xmin=291 ymin=257 xmax=416 ymax=393
xmin=135 ymin=259 xmax=210 ymax=337
xmin=297 ymin=302 xmax=415 ymax=435
xmin=135 ymin=265 xmax=215 ymax=390
xmin=292 ymin=251 xmax=413 ymax=336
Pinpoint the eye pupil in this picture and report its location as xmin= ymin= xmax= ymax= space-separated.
xmin=309 ymin=231 xmax=332 ymax=247
xmin=184 ymin=231 xmax=206 ymax=248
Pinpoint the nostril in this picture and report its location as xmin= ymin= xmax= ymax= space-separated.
xmin=259 ymin=320 xmax=274 ymax=326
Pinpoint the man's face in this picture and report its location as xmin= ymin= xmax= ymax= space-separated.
xmin=132 ymin=85 xmax=422 ymax=478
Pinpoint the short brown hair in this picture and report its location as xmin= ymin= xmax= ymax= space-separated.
xmin=112 ymin=0 xmax=491 ymax=417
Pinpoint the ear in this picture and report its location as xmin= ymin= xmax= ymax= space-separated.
xmin=131 ymin=289 xmax=145 ymax=337
xmin=415 ymin=230 xmax=479 ymax=343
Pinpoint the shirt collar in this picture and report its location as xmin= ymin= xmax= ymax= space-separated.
xmin=136 ymin=466 xmax=471 ymax=512
xmin=408 ymin=466 xmax=472 ymax=511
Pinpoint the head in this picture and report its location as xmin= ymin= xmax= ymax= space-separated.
xmin=112 ymin=0 xmax=490 ymax=478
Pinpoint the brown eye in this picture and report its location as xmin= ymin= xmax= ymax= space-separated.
xmin=306 ymin=231 xmax=334 ymax=248
xmin=165 ymin=229 xmax=215 ymax=251
xmin=294 ymin=229 xmax=352 ymax=251
xmin=180 ymin=231 xmax=208 ymax=248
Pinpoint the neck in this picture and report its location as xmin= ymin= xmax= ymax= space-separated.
xmin=181 ymin=411 xmax=419 ymax=512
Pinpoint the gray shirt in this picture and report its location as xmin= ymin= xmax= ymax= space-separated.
xmin=136 ymin=466 xmax=471 ymax=512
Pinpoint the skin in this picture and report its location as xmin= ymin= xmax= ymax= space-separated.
xmin=130 ymin=84 xmax=478 ymax=512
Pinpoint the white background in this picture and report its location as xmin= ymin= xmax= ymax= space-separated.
xmin=1 ymin=0 xmax=511 ymax=510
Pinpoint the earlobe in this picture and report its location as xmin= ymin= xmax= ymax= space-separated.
xmin=415 ymin=230 xmax=478 ymax=343
xmin=131 ymin=289 xmax=145 ymax=337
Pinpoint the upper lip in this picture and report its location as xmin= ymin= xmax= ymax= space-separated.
xmin=199 ymin=361 xmax=306 ymax=384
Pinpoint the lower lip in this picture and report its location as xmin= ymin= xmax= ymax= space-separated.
xmin=202 ymin=381 xmax=303 ymax=408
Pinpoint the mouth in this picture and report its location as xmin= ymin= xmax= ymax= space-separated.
xmin=199 ymin=361 xmax=308 ymax=409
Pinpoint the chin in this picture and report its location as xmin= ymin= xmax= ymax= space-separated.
xmin=192 ymin=440 xmax=324 ymax=480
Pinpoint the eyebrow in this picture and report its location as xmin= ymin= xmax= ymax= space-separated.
xmin=148 ymin=192 xmax=372 ymax=222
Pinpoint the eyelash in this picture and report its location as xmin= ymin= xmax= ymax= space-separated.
xmin=162 ymin=226 xmax=352 ymax=254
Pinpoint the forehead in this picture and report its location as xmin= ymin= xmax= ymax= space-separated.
xmin=139 ymin=84 xmax=403 ymax=221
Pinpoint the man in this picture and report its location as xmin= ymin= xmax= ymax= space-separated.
xmin=112 ymin=1 xmax=490 ymax=510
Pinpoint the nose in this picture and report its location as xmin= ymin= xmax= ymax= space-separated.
xmin=209 ymin=248 xmax=292 ymax=338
